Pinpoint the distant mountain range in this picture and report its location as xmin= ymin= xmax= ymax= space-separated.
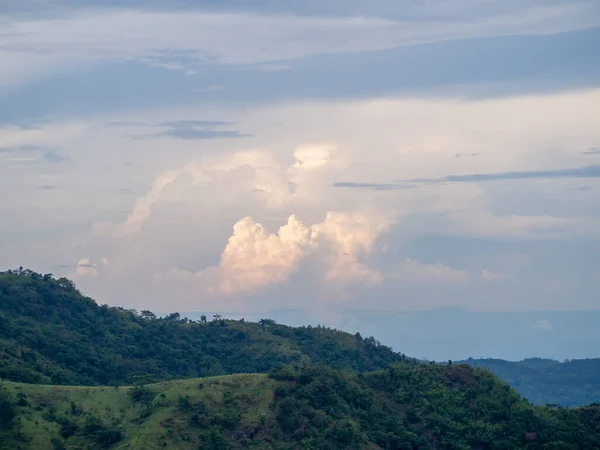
xmin=459 ymin=357 xmax=600 ymax=407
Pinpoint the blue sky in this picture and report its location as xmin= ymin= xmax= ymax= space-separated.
xmin=1 ymin=0 xmax=599 ymax=338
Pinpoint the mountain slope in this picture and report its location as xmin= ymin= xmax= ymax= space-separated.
xmin=461 ymin=358 xmax=600 ymax=407
xmin=0 ymin=270 xmax=408 ymax=386
xmin=1 ymin=364 xmax=599 ymax=450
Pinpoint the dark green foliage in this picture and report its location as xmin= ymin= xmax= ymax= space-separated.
xmin=80 ymin=414 xmax=122 ymax=447
xmin=266 ymin=363 xmax=600 ymax=449
xmin=59 ymin=417 xmax=78 ymax=438
xmin=0 ymin=383 xmax=15 ymax=428
xmin=199 ymin=426 xmax=230 ymax=450
xmin=50 ymin=437 xmax=66 ymax=450
xmin=16 ymin=392 xmax=29 ymax=407
xmin=461 ymin=357 xmax=600 ymax=406
xmin=128 ymin=384 xmax=154 ymax=404
xmin=0 ymin=270 xmax=409 ymax=386
xmin=97 ymin=428 xmax=123 ymax=446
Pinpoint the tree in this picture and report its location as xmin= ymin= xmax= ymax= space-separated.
xmin=165 ymin=312 xmax=180 ymax=321
xmin=200 ymin=315 xmax=207 ymax=323
xmin=0 ymin=384 xmax=15 ymax=428
xmin=140 ymin=310 xmax=156 ymax=320
xmin=259 ymin=318 xmax=276 ymax=330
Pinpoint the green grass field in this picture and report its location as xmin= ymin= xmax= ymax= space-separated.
xmin=3 ymin=374 xmax=276 ymax=450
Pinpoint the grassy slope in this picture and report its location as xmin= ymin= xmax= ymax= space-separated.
xmin=3 ymin=364 xmax=600 ymax=450
xmin=4 ymin=374 xmax=276 ymax=450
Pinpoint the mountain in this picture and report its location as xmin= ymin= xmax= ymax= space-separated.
xmin=183 ymin=308 xmax=600 ymax=362
xmin=1 ymin=270 xmax=599 ymax=408
xmin=460 ymin=358 xmax=600 ymax=407
xmin=2 ymin=364 xmax=599 ymax=450
xmin=0 ymin=270 xmax=409 ymax=386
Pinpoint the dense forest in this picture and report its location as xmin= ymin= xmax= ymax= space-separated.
xmin=0 ymin=269 xmax=410 ymax=386
xmin=460 ymin=358 xmax=600 ymax=407
xmin=1 ymin=364 xmax=599 ymax=449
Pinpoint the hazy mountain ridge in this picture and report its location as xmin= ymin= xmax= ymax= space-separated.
xmin=460 ymin=357 xmax=600 ymax=407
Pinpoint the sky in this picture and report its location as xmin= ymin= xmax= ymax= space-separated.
xmin=1 ymin=0 xmax=600 ymax=339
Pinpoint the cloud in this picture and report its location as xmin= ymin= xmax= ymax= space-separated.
xmin=9 ymin=89 xmax=599 ymax=313
xmin=389 ymin=259 xmax=470 ymax=285
xmin=35 ymin=184 xmax=58 ymax=190
xmin=75 ymin=258 xmax=98 ymax=277
xmin=104 ymin=121 xmax=144 ymax=127
xmin=311 ymin=211 xmax=389 ymax=287
xmin=0 ymin=145 xmax=69 ymax=164
xmin=158 ymin=120 xmax=234 ymax=128
xmin=94 ymin=165 xmax=193 ymax=237
xmin=152 ymin=129 xmax=250 ymax=140
xmin=533 ymin=319 xmax=552 ymax=330
xmin=43 ymin=149 xmax=70 ymax=163
xmin=150 ymin=211 xmax=470 ymax=301
xmin=331 ymin=181 xmax=399 ymax=191
xmin=481 ymin=269 xmax=509 ymax=282
xmin=331 ymin=182 xmax=405 ymax=191
xmin=2 ymin=2 xmax=599 ymax=90
xmin=583 ymin=147 xmax=600 ymax=155
xmin=407 ymin=165 xmax=600 ymax=183
xmin=213 ymin=215 xmax=315 ymax=294
xmin=155 ymin=211 xmax=389 ymax=296
xmin=133 ymin=120 xmax=251 ymax=140
xmin=94 ymin=144 xmax=350 ymax=238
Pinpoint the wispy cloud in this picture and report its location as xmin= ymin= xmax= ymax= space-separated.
xmin=0 ymin=145 xmax=69 ymax=163
xmin=43 ymin=149 xmax=70 ymax=163
xmin=331 ymin=181 xmax=412 ymax=191
xmin=2 ymin=2 xmax=599 ymax=90
xmin=35 ymin=184 xmax=58 ymax=190
xmin=583 ymin=147 xmax=600 ymax=155
xmin=158 ymin=120 xmax=234 ymax=128
xmin=406 ymin=165 xmax=600 ymax=183
xmin=132 ymin=120 xmax=251 ymax=140
xmin=104 ymin=121 xmax=144 ymax=127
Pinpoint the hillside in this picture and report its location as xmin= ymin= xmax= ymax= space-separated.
xmin=0 ymin=270 xmax=409 ymax=386
xmin=461 ymin=358 xmax=600 ymax=407
xmin=1 ymin=363 xmax=599 ymax=450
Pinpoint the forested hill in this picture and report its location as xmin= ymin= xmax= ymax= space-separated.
xmin=0 ymin=269 xmax=410 ymax=386
xmin=2 ymin=364 xmax=600 ymax=450
xmin=461 ymin=357 xmax=600 ymax=407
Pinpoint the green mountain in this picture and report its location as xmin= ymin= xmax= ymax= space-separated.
xmin=2 ymin=364 xmax=599 ymax=450
xmin=1 ymin=269 xmax=600 ymax=449
xmin=0 ymin=269 xmax=409 ymax=386
xmin=461 ymin=358 xmax=600 ymax=407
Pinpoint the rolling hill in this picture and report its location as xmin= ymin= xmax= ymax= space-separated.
xmin=2 ymin=364 xmax=599 ymax=450
xmin=0 ymin=269 xmax=409 ymax=386
xmin=1 ymin=269 xmax=600 ymax=449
